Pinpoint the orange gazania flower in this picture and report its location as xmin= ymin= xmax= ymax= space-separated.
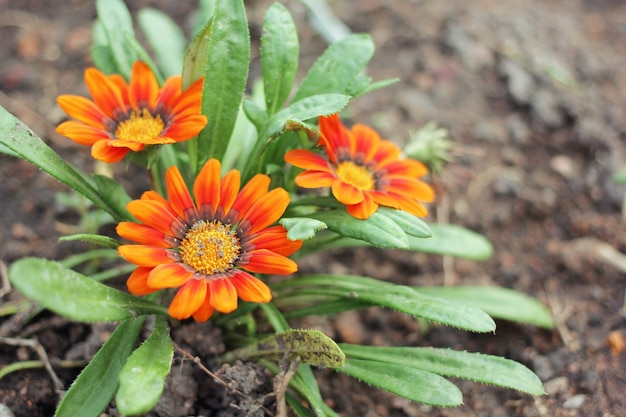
xmin=117 ymin=159 xmax=302 ymax=321
xmin=285 ymin=114 xmax=435 ymax=219
xmin=56 ymin=61 xmax=207 ymax=163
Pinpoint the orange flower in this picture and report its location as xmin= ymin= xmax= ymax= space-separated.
xmin=285 ymin=114 xmax=435 ymax=219
xmin=56 ymin=61 xmax=207 ymax=163
xmin=117 ymin=159 xmax=302 ymax=321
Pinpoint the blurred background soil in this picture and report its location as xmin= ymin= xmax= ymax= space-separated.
xmin=1 ymin=0 xmax=626 ymax=416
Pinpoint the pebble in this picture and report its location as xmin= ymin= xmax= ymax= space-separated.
xmin=0 ymin=404 xmax=15 ymax=417
xmin=563 ymin=394 xmax=586 ymax=409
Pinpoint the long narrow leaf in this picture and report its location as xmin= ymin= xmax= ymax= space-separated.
xmin=55 ymin=317 xmax=146 ymax=417
xmin=9 ymin=258 xmax=167 ymax=322
xmin=409 ymin=224 xmax=493 ymax=260
xmin=138 ymin=8 xmax=186 ymax=77
xmin=95 ymin=0 xmax=136 ymax=78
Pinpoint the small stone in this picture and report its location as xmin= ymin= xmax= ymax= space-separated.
xmin=563 ymin=394 xmax=586 ymax=409
xmin=0 ymin=403 xmax=15 ymax=417
xmin=550 ymin=155 xmax=576 ymax=179
xmin=544 ymin=376 xmax=568 ymax=395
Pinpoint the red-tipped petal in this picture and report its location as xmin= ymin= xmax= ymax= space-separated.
xmin=126 ymin=199 xmax=186 ymax=238
xmin=219 ymin=169 xmax=241 ymax=215
xmin=294 ymin=170 xmax=335 ymax=188
xmin=209 ymin=278 xmax=238 ymax=313
xmin=56 ymin=121 xmax=109 ymax=146
xmin=91 ymin=140 xmax=129 ymax=163
xmin=162 ymin=115 xmax=208 ymax=142
xmin=352 ymin=124 xmax=382 ymax=162
xmin=346 ymin=194 xmax=379 ymax=220
xmin=284 ymin=149 xmax=333 ymax=172
xmin=84 ymin=67 xmax=126 ymax=118
xmin=126 ymin=267 xmax=158 ymax=295
xmin=244 ymin=188 xmax=290 ymax=235
xmin=247 ymin=225 xmax=302 ymax=256
xmin=118 ymin=245 xmax=175 ymax=266
xmin=155 ymin=76 xmax=182 ymax=111
xmin=386 ymin=178 xmax=435 ymax=202
xmin=128 ymin=61 xmax=159 ymax=109
xmin=243 ymin=249 xmax=298 ymax=275
xmin=331 ymin=180 xmax=364 ymax=205
xmin=230 ymin=271 xmax=272 ymax=303
xmin=165 ymin=166 xmax=198 ymax=221
xmin=168 ymin=278 xmax=207 ymax=320
xmin=230 ymin=173 xmax=271 ymax=222
xmin=147 ymin=263 xmax=193 ymax=289
xmin=57 ymin=95 xmax=108 ymax=129
xmin=116 ymin=222 xmax=172 ymax=248
xmin=194 ymin=159 xmax=221 ymax=214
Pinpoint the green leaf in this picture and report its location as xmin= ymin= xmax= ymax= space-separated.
xmin=138 ymin=8 xmax=186 ymax=77
xmin=95 ymin=0 xmax=137 ymax=78
xmin=116 ymin=315 xmax=174 ymax=415
xmin=91 ymin=20 xmax=118 ymax=75
xmin=286 ymin=392 xmax=317 ymax=417
xmin=242 ymin=99 xmax=267 ymax=132
xmin=340 ymin=344 xmax=546 ymax=395
xmin=409 ymin=224 xmax=493 ymax=260
xmin=280 ymin=217 xmax=328 ymax=241
xmin=0 ymin=106 xmax=132 ymax=221
xmin=93 ymin=174 xmax=133 ymax=221
xmin=416 ymin=286 xmax=555 ymax=329
xmin=55 ymin=316 xmax=146 ymax=417
xmin=377 ymin=207 xmax=432 ymax=238
xmin=58 ymin=234 xmax=121 ymax=249
xmin=9 ymin=258 xmax=167 ymax=322
xmin=258 ymin=93 xmax=350 ymax=141
xmin=292 ymin=34 xmax=374 ymax=102
xmin=612 ymin=169 xmax=626 ymax=184
xmin=182 ymin=0 xmax=250 ymax=172
xmin=222 ymin=329 xmax=345 ymax=368
xmin=347 ymin=74 xmax=399 ymax=97
xmin=261 ymin=3 xmax=299 ymax=115
xmin=337 ymin=359 xmax=462 ymax=407
xmin=309 ymin=209 xmax=408 ymax=249
xmin=274 ymin=275 xmax=496 ymax=333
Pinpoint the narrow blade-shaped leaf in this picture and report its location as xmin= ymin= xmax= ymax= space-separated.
xmin=55 ymin=317 xmax=146 ymax=417
xmin=340 ymin=344 xmax=546 ymax=395
xmin=58 ymin=234 xmax=121 ymax=249
xmin=116 ymin=315 xmax=174 ymax=415
xmin=261 ymin=3 xmax=299 ymax=115
xmin=337 ymin=358 xmax=463 ymax=407
xmin=9 ymin=258 xmax=167 ymax=322
xmin=138 ymin=8 xmax=186 ymax=77
xmin=416 ymin=286 xmax=555 ymax=329
xmin=292 ymin=34 xmax=374 ymax=102
xmin=182 ymin=0 xmax=250 ymax=172
xmin=95 ymin=0 xmax=136 ymax=78
xmin=409 ymin=224 xmax=493 ymax=260
xmin=377 ymin=207 xmax=432 ymax=238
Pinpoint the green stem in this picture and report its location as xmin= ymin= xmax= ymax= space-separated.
xmin=0 ymin=359 xmax=85 ymax=381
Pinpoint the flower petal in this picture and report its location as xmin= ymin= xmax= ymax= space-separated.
xmin=128 ymin=61 xmax=159 ymax=109
xmin=229 ymin=173 xmax=271 ymax=222
xmin=209 ymin=278 xmax=238 ymax=314
xmin=57 ymin=95 xmax=108 ymax=129
xmin=147 ymin=263 xmax=193 ymax=288
xmin=346 ymin=193 xmax=379 ymax=220
xmin=247 ymin=225 xmax=302 ymax=256
xmin=243 ymin=188 xmax=290 ymax=235
xmin=230 ymin=271 xmax=272 ymax=303
xmin=155 ymin=76 xmax=182 ymax=111
xmin=386 ymin=178 xmax=435 ymax=202
xmin=91 ymin=140 xmax=129 ymax=163
xmin=84 ymin=67 xmax=127 ymax=118
xmin=165 ymin=166 xmax=199 ymax=222
xmin=162 ymin=115 xmax=208 ymax=141
xmin=352 ymin=123 xmax=381 ymax=163
xmin=126 ymin=266 xmax=158 ymax=295
xmin=294 ymin=170 xmax=335 ymax=188
xmin=219 ymin=169 xmax=241 ymax=216
xmin=318 ymin=113 xmax=351 ymax=162
xmin=284 ymin=149 xmax=333 ymax=172
xmin=331 ymin=180 xmax=364 ymax=205
xmin=191 ymin=290 xmax=215 ymax=322
xmin=383 ymin=159 xmax=429 ymax=178
xmin=194 ymin=159 xmax=221 ymax=215
xmin=118 ymin=245 xmax=175 ymax=266
xmin=126 ymin=199 xmax=187 ymax=238
xmin=168 ymin=278 xmax=207 ymax=320
xmin=116 ymin=222 xmax=172 ymax=248
xmin=243 ymin=249 xmax=298 ymax=275
xmin=170 ymin=77 xmax=204 ymax=115
xmin=56 ymin=121 xmax=109 ymax=146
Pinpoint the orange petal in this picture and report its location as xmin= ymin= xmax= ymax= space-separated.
xmin=84 ymin=67 xmax=126 ymax=118
xmin=243 ymin=249 xmax=298 ymax=275
xmin=387 ymin=178 xmax=435 ymax=202
xmin=352 ymin=124 xmax=381 ymax=163
xmin=147 ymin=263 xmax=193 ymax=288
xmin=284 ymin=149 xmax=332 ymax=172
xmin=229 ymin=173 xmax=271 ymax=222
xmin=126 ymin=267 xmax=158 ymax=295
xmin=373 ymin=139 xmax=402 ymax=167
xmin=247 ymin=225 xmax=302 ymax=256
xmin=388 ymin=193 xmax=429 ymax=218
xmin=294 ymin=170 xmax=335 ymax=188
xmin=165 ymin=166 xmax=198 ymax=222
xmin=91 ymin=140 xmax=130 ymax=163
xmin=116 ymin=222 xmax=172 ymax=248
xmin=331 ymin=180 xmax=364 ymax=205
xmin=168 ymin=278 xmax=207 ymax=320
xmin=244 ymin=188 xmax=290 ymax=235
xmin=56 ymin=121 xmax=108 ymax=146
xmin=209 ymin=278 xmax=238 ymax=313
xmin=118 ymin=245 xmax=174 ymax=266
xmin=194 ymin=159 xmax=221 ymax=215
xmin=57 ymin=95 xmax=107 ymax=129
xmin=219 ymin=169 xmax=241 ymax=215
xmin=346 ymin=194 xmax=379 ymax=220
xmin=162 ymin=115 xmax=208 ymax=142
xmin=108 ymin=139 xmax=145 ymax=151
xmin=155 ymin=76 xmax=182 ymax=110
xmin=128 ymin=61 xmax=159 ymax=109
xmin=318 ymin=114 xmax=351 ymax=162
xmin=191 ymin=290 xmax=215 ymax=322
xmin=170 ymin=77 xmax=204 ymax=114
xmin=383 ymin=159 xmax=428 ymax=178
xmin=230 ymin=271 xmax=272 ymax=303
xmin=126 ymin=199 xmax=187 ymax=238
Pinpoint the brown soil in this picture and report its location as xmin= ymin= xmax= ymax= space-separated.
xmin=1 ymin=0 xmax=626 ymax=416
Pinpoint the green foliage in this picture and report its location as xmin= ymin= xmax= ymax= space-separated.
xmin=94 ymin=0 xmax=137 ymax=78
xmin=409 ymin=224 xmax=494 ymax=260
xmin=55 ymin=317 xmax=146 ymax=417
xmin=138 ymin=8 xmax=186 ymax=77
xmin=9 ymin=258 xmax=167 ymax=322
xmin=58 ymin=234 xmax=121 ymax=249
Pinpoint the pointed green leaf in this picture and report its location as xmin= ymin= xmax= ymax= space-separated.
xmin=242 ymin=99 xmax=267 ymax=132
xmin=95 ymin=0 xmax=137 ymax=78
xmin=337 ymin=359 xmax=462 ymax=407
xmin=293 ymin=34 xmax=374 ymax=102
xmin=116 ymin=315 xmax=174 ymax=415
xmin=409 ymin=224 xmax=493 ymax=260
xmin=340 ymin=344 xmax=546 ymax=396
xmin=93 ymin=174 xmax=133 ymax=221
xmin=259 ymin=93 xmax=350 ymax=141
xmin=138 ymin=8 xmax=186 ymax=77
xmin=280 ymin=217 xmax=328 ymax=241
xmin=182 ymin=0 xmax=250 ymax=172
xmin=0 ymin=107 xmax=131 ymax=221
xmin=348 ymin=76 xmax=399 ymax=97
xmin=416 ymin=286 xmax=555 ymax=329
xmin=261 ymin=3 xmax=299 ymax=115
xmin=9 ymin=258 xmax=167 ymax=322
xmin=309 ymin=209 xmax=408 ymax=249
xmin=55 ymin=317 xmax=146 ymax=417
xmin=377 ymin=207 xmax=432 ymax=238
xmin=91 ymin=20 xmax=118 ymax=75
xmin=58 ymin=234 xmax=121 ymax=249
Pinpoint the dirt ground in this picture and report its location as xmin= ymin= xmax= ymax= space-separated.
xmin=1 ymin=0 xmax=626 ymax=416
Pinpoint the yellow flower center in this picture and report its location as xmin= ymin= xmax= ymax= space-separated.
xmin=115 ymin=108 xmax=164 ymax=142
xmin=179 ymin=220 xmax=241 ymax=275
xmin=335 ymin=161 xmax=375 ymax=191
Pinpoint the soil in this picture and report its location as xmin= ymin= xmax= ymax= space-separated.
xmin=1 ymin=0 xmax=626 ymax=416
